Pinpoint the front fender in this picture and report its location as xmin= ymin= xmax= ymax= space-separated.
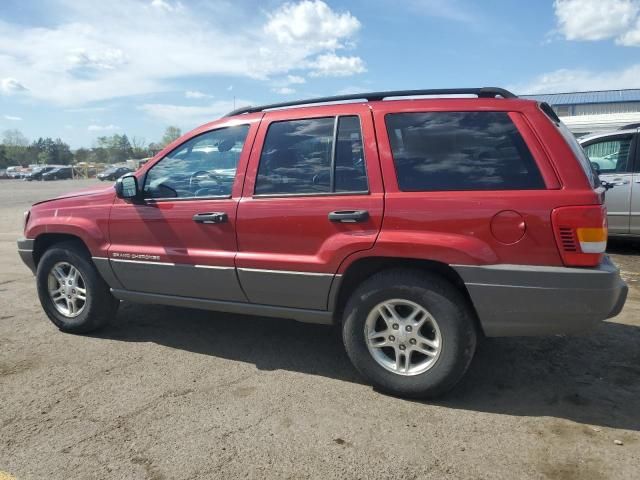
xmin=25 ymin=194 xmax=114 ymax=257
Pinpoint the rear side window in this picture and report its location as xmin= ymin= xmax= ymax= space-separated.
xmin=255 ymin=116 xmax=367 ymax=195
xmin=385 ymin=112 xmax=544 ymax=191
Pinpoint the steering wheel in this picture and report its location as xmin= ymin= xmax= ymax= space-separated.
xmin=189 ymin=170 xmax=221 ymax=189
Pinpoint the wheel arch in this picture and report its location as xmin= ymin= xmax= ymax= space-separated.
xmin=33 ymin=233 xmax=91 ymax=268
xmin=330 ymin=256 xmax=482 ymax=333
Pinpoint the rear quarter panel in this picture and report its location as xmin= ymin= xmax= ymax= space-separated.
xmin=339 ymin=99 xmax=601 ymax=272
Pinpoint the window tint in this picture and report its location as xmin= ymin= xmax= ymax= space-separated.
xmin=144 ymin=125 xmax=249 ymax=199
xmin=582 ymin=136 xmax=632 ymax=175
xmin=335 ymin=116 xmax=368 ymax=192
xmin=385 ymin=112 xmax=545 ymax=191
xmin=255 ymin=116 xmax=368 ymax=195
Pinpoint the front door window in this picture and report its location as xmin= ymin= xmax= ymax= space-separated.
xmin=144 ymin=125 xmax=250 ymax=199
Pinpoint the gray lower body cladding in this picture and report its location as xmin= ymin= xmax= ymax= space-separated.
xmin=17 ymin=238 xmax=36 ymax=274
xmin=110 ymin=289 xmax=333 ymax=325
xmin=237 ymin=268 xmax=335 ymax=310
xmin=454 ymin=256 xmax=628 ymax=337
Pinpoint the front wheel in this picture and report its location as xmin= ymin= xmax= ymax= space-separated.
xmin=342 ymin=269 xmax=477 ymax=398
xmin=36 ymin=242 xmax=119 ymax=333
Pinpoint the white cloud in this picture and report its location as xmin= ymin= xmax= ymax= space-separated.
xmin=88 ymin=124 xmax=120 ymax=131
xmin=185 ymin=90 xmax=213 ymax=99
xmin=553 ymin=0 xmax=640 ymax=44
xmin=273 ymin=87 xmax=296 ymax=95
xmin=310 ymin=53 xmax=366 ymax=77
xmin=265 ymin=0 xmax=360 ymax=49
xmin=138 ymin=99 xmax=253 ymax=127
xmin=150 ymin=0 xmax=184 ymax=13
xmin=0 ymin=0 xmax=365 ymax=106
xmin=618 ymin=18 xmax=640 ymax=44
xmin=68 ymin=47 xmax=128 ymax=71
xmin=3 ymin=115 xmax=22 ymax=121
xmin=0 ymin=77 xmax=28 ymax=95
xmin=514 ymin=64 xmax=640 ymax=94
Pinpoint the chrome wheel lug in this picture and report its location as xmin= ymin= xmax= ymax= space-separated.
xmin=399 ymin=344 xmax=406 ymax=351
xmin=389 ymin=335 xmax=395 ymax=342
xmin=405 ymin=325 xmax=412 ymax=332
xmin=410 ymin=338 xmax=417 ymax=345
xmin=392 ymin=323 xmax=399 ymax=330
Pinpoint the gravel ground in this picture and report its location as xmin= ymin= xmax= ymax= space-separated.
xmin=1 ymin=179 xmax=639 ymax=480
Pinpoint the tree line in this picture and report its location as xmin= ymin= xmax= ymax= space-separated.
xmin=0 ymin=126 xmax=182 ymax=169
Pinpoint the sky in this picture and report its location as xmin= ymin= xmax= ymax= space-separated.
xmin=1 ymin=0 xmax=640 ymax=148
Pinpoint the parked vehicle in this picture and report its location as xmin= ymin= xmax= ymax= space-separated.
xmin=17 ymin=88 xmax=628 ymax=398
xmin=6 ymin=166 xmax=25 ymax=179
xmin=41 ymin=166 xmax=75 ymax=181
xmin=25 ymin=166 xmax=56 ymax=181
xmin=579 ymin=125 xmax=640 ymax=236
xmin=97 ymin=166 xmax=133 ymax=181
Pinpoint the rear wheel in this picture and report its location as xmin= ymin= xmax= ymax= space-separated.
xmin=36 ymin=242 xmax=118 ymax=333
xmin=342 ymin=269 xmax=477 ymax=398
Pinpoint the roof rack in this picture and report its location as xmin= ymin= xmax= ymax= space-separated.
xmin=225 ymin=87 xmax=517 ymax=117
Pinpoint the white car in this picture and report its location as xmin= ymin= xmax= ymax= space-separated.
xmin=579 ymin=124 xmax=639 ymax=236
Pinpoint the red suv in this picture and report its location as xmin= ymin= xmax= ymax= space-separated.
xmin=18 ymin=88 xmax=628 ymax=398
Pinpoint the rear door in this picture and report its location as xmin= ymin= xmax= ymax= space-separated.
xmin=582 ymin=134 xmax=636 ymax=234
xmin=235 ymin=104 xmax=383 ymax=310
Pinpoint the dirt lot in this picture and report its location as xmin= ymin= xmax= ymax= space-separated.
xmin=1 ymin=179 xmax=639 ymax=480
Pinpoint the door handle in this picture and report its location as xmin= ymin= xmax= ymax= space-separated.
xmin=328 ymin=210 xmax=369 ymax=223
xmin=193 ymin=212 xmax=228 ymax=224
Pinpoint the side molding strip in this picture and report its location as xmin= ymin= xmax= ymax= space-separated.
xmin=111 ymin=289 xmax=334 ymax=325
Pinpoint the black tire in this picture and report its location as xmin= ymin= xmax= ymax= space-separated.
xmin=342 ymin=269 xmax=477 ymax=399
xmin=36 ymin=241 xmax=118 ymax=333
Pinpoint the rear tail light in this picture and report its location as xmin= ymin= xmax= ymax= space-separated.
xmin=552 ymin=205 xmax=607 ymax=267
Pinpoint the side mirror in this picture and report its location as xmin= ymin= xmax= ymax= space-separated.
xmin=115 ymin=174 xmax=140 ymax=199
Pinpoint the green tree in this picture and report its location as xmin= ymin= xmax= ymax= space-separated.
xmin=1 ymin=129 xmax=30 ymax=166
xmin=74 ymin=147 xmax=91 ymax=163
xmin=1 ymin=129 xmax=29 ymax=147
xmin=161 ymin=126 xmax=182 ymax=147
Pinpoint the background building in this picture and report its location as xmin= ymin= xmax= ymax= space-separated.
xmin=522 ymin=89 xmax=640 ymax=136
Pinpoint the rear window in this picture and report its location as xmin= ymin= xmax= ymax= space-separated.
xmin=385 ymin=111 xmax=545 ymax=191
xmin=556 ymin=121 xmax=598 ymax=188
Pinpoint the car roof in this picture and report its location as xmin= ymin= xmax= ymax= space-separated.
xmin=579 ymin=127 xmax=639 ymax=143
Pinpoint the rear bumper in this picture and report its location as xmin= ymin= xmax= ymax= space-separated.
xmin=454 ymin=256 xmax=628 ymax=337
xmin=17 ymin=238 xmax=36 ymax=274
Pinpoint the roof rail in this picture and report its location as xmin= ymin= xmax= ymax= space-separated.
xmin=224 ymin=87 xmax=517 ymax=117
xmin=619 ymin=123 xmax=640 ymax=131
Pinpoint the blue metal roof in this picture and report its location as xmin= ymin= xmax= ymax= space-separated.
xmin=521 ymin=89 xmax=640 ymax=106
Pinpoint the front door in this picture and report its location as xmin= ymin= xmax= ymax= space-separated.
xmin=235 ymin=105 xmax=384 ymax=310
xmin=108 ymin=116 xmax=261 ymax=301
xmin=583 ymin=134 xmax=636 ymax=234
